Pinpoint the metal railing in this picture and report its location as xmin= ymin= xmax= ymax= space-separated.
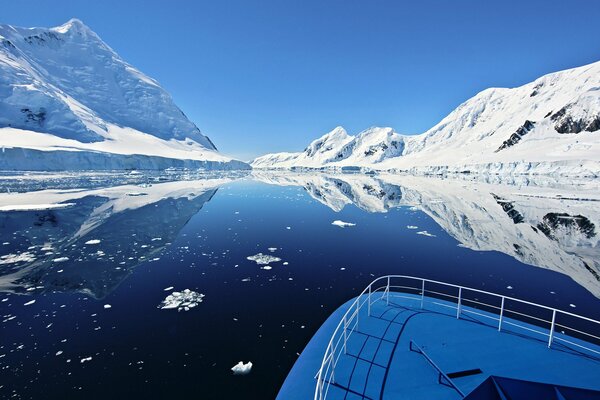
xmin=314 ymin=275 xmax=600 ymax=400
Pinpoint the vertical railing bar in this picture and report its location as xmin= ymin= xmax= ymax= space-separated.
xmin=368 ymin=284 xmax=371 ymax=316
xmin=386 ymin=276 xmax=390 ymax=305
xmin=421 ymin=279 xmax=425 ymax=309
xmin=498 ymin=296 xmax=505 ymax=331
xmin=343 ymin=316 xmax=347 ymax=354
xmin=548 ymin=309 xmax=556 ymax=348
xmin=456 ymin=287 xmax=462 ymax=319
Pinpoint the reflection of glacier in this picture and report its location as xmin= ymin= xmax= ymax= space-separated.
xmin=0 ymin=178 xmax=231 ymax=298
xmin=253 ymin=172 xmax=600 ymax=298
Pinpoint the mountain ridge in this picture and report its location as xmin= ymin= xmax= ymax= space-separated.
xmin=252 ymin=60 xmax=600 ymax=176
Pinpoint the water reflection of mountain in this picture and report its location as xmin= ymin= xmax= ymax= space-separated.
xmin=0 ymin=179 xmax=231 ymax=298
xmin=253 ymin=172 xmax=600 ymax=298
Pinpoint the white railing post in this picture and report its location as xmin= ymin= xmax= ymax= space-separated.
xmin=548 ymin=309 xmax=556 ymax=348
xmin=456 ymin=287 xmax=462 ymax=319
xmin=420 ymin=279 xmax=425 ymax=309
xmin=368 ymin=284 xmax=371 ymax=316
xmin=343 ymin=316 xmax=347 ymax=354
xmin=498 ymin=296 xmax=505 ymax=331
xmin=386 ymin=276 xmax=390 ymax=305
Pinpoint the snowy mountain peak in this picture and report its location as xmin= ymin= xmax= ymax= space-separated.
xmin=0 ymin=19 xmax=248 ymax=170
xmin=52 ymin=18 xmax=93 ymax=34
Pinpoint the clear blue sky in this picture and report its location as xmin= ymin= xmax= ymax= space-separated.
xmin=3 ymin=0 xmax=600 ymax=160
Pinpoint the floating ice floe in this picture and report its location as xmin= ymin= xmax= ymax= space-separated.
xmin=80 ymin=356 xmax=92 ymax=363
xmin=331 ymin=220 xmax=356 ymax=228
xmin=103 ymin=304 xmax=112 ymax=309
xmin=0 ymin=252 xmax=36 ymax=265
xmin=85 ymin=239 xmax=101 ymax=245
xmin=261 ymin=266 xmax=272 ymax=270
xmin=416 ymin=231 xmax=436 ymax=237
xmin=53 ymin=257 xmax=69 ymax=262
xmin=267 ymin=247 xmax=278 ymax=252
xmin=247 ymin=253 xmax=281 ymax=265
xmin=406 ymin=225 xmax=418 ymax=229
xmin=158 ymin=289 xmax=205 ymax=312
xmin=23 ymin=300 xmax=35 ymax=306
xmin=231 ymin=361 xmax=253 ymax=375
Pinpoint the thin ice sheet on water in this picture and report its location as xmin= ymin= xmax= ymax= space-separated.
xmin=158 ymin=289 xmax=205 ymax=312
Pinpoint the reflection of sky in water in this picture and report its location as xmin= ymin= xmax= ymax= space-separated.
xmin=0 ymin=172 xmax=599 ymax=399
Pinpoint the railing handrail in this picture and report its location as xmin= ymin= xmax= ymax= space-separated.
xmin=314 ymin=274 xmax=600 ymax=400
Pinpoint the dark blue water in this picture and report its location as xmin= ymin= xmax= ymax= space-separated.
xmin=0 ymin=173 xmax=599 ymax=399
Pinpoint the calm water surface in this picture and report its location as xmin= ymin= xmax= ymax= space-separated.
xmin=0 ymin=171 xmax=599 ymax=399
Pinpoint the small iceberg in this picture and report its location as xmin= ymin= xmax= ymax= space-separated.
xmin=231 ymin=361 xmax=253 ymax=375
xmin=158 ymin=289 xmax=205 ymax=312
xmin=247 ymin=253 xmax=281 ymax=265
xmin=85 ymin=239 xmax=101 ymax=245
xmin=332 ymin=220 xmax=356 ymax=228
xmin=416 ymin=231 xmax=436 ymax=237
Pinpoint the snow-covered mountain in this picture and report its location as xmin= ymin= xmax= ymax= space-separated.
xmin=252 ymin=61 xmax=600 ymax=176
xmin=0 ymin=19 xmax=248 ymax=170
xmin=253 ymin=171 xmax=600 ymax=298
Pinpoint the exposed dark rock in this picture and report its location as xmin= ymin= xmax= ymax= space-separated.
xmin=495 ymin=120 xmax=535 ymax=152
xmin=537 ymin=213 xmax=596 ymax=241
xmin=21 ymin=107 xmax=46 ymax=125
xmin=24 ymin=32 xmax=62 ymax=45
xmin=530 ymin=82 xmax=543 ymax=97
xmin=551 ymin=107 xmax=600 ymax=134
xmin=492 ymin=194 xmax=524 ymax=224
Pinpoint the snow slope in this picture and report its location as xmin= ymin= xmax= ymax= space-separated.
xmin=0 ymin=19 xmax=248 ymax=170
xmin=252 ymin=61 xmax=600 ymax=176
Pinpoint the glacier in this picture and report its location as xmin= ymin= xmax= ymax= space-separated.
xmin=0 ymin=19 xmax=248 ymax=170
xmin=252 ymin=61 xmax=600 ymax=177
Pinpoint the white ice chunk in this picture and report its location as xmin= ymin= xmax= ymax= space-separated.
xmin=159 ymin=289 xmax=205 ymax=312
xmin=416 ymin=231 xmax=436 ymax=237
xmin=332 ymin=220 xmax=356 ymax=228
xmin=247 ymin=253 xmax=281 ymax=265
xmin=231 ymin=361 xmax=253 ymax=375
xmin=85 ymin=239 xmax=101 ymax=245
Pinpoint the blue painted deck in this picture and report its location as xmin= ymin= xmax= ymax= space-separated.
xmin=277 ymin=293 xmax=600 ymax=399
